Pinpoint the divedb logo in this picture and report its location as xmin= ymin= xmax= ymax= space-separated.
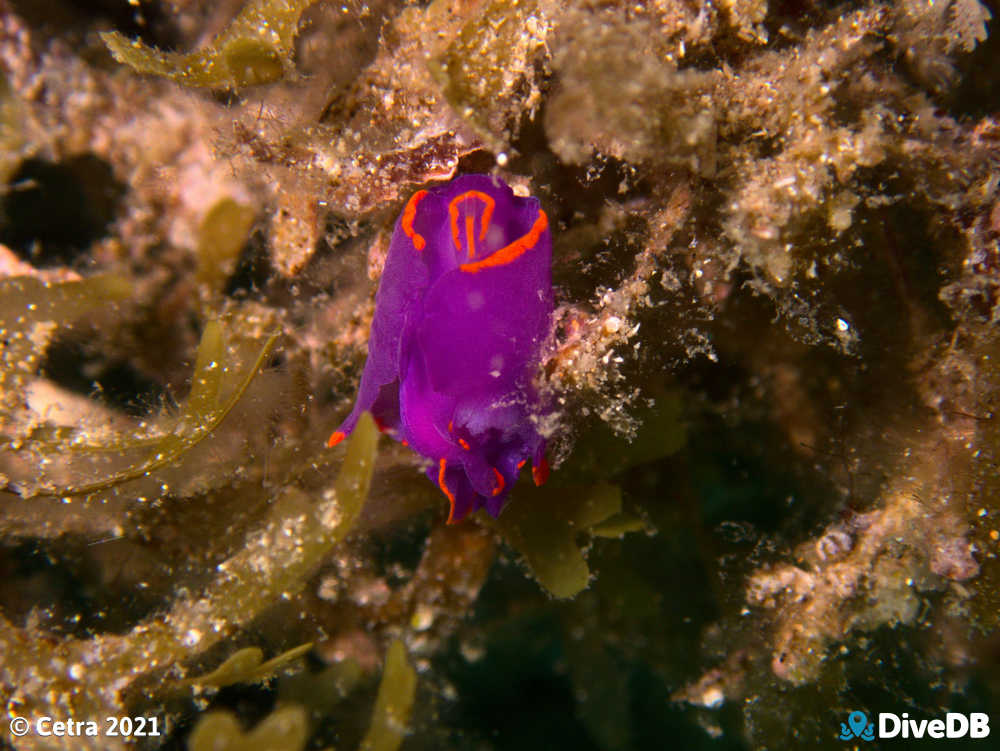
xmin=839 ymin=710 xmax=990 ymax=741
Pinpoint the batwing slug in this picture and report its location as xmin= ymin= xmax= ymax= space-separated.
xmin=328 ymin=174 xmax=553 ymax=522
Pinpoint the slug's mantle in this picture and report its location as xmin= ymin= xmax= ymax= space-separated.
xmin=329 ymin=174 xmax=553 ymax=522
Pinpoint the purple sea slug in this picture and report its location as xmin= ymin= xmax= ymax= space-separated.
xmin=328 ymin=174 xmax=553 ymax=522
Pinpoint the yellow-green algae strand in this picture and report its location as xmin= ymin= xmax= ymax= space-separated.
xmin=491 ymin=482 xmax=625 ymax=599
xmin=0 ymin=414 xmax=377 ymax=751
xmin=4 ymin=317 xmax=277 ymax=498
xmin=188 ymin=705 xmax=310 ymax=751
xmin=183 ymin=643 xmax=314 ymax=689
xmin=359 ymin=640 xmax=417 ymax=751
xmin=101 ymin=0 xmax=319 ymax=89
xmin=186 ymin=639 xmax=416 ymax=751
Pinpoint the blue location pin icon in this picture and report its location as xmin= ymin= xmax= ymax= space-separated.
xmin=848 ymin=711 xmax=868 ymax=738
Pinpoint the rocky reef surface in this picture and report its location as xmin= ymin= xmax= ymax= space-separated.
xmin=0 ymin=0 xmax=998 ymax=749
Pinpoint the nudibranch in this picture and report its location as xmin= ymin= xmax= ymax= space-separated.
xmin=328 ymin=174 xmax=553 ymax=522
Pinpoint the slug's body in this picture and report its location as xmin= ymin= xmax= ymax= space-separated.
xmin=329 ymin=174 xmax=553 ymax=522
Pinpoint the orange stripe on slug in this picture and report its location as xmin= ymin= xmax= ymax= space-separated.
xmin=448 ymin=191 xmax=495 ymax=253
xmin=327 ymin=431 xmax=345 ymax=448
xmin=439 ymin=458 xmax=458 ymax=523
xmin=460 ymin=210 xmax=548 ymax=273
xmin=465 ymin=213 xmax=476 ymax=258
xmin=516 ymin=459 xmax=526 ymax=470
xmin=402 ymin=190 xmax=428 ymax=251
xmin=532 ymin=455 xmax=549 ymax=486
xmin=491 ymin=467 xmax=505 ymax=496
xmin=458 ymin=438 xmax=471 ymax=450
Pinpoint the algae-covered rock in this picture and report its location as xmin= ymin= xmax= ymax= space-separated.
xmin=0 ymin=72 xmax=28 ymax=185
xmin=544 ymin=4 xmax=716 ymax=173
xmin=429 ymin=0 xmax=552 ymax=151
xmin=3 ymin=0 xmax=1000 ymax=748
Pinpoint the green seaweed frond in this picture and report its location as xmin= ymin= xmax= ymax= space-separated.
xmin=184 ymin=643 xmax=314 ymax=688
xmin=0 ymin=415 xmax=378 ymax=744
xmin=0 ymin=273 xmax=132 ymax=438
xmin=481 ymin=393 xmax=683 ymax=598
xmin=10 ymin=319 xmax=278 ymax=497
xmin=185 ymin=638 xmax=415 ymax=751
xmin=188 ymin=705 xmax=310 ymax=751
xmin=359 ymin=640 xmax=417 ymax=751
xmin=101 ymin=0 xmax=319 ymax=89
xmin=490 ymin=482 xmax=627 ymax=599
xmin=197 ymin=198 xmax=257 ymax=293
